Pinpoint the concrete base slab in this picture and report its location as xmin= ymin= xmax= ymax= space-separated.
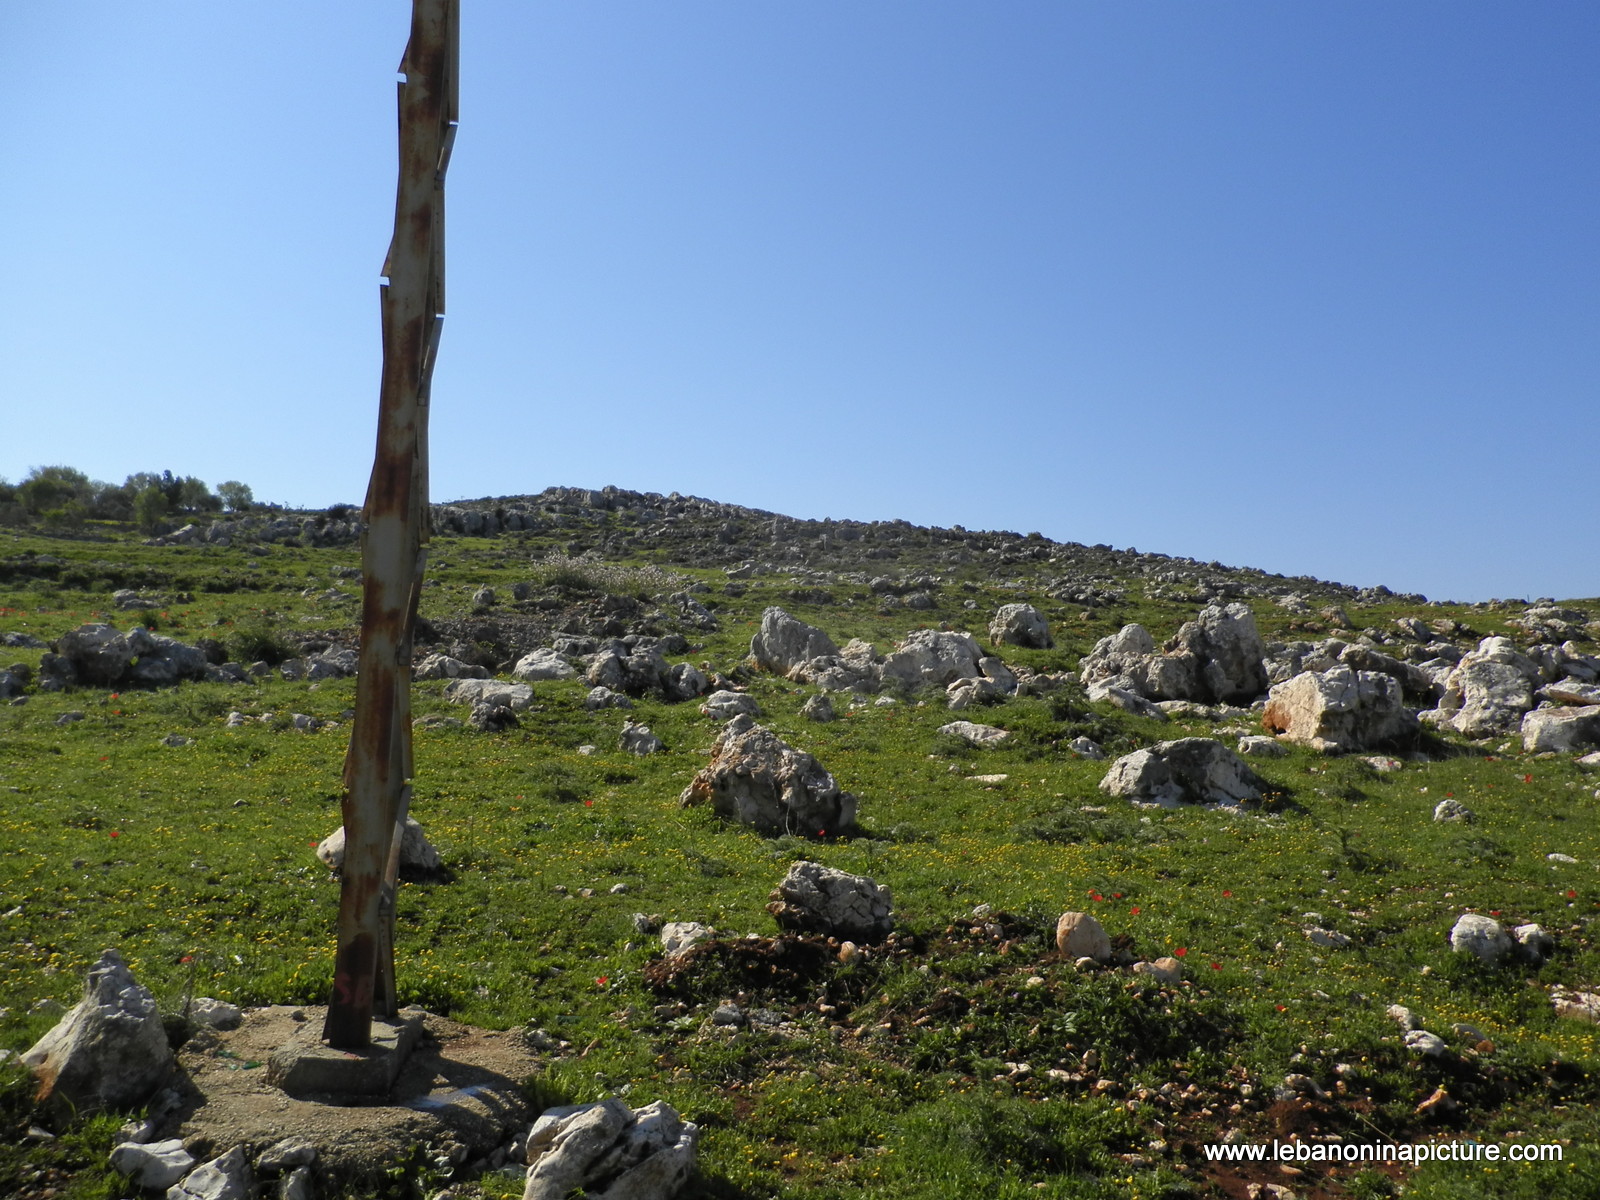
xmin=167 ymin=1006 xmax=541 ymax=1179
xmin=266 ymin=1007 xmax=425 ymax=1099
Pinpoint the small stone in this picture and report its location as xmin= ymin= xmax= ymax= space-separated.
xmin=110 ymin=1139 xmax=194 ymax=1190
xmin=168 ymin=1144 xmax=253 ymax=1200
xmin=1386 ymin=1004 xmax=1419 ymax=1031
xmin=1404 ymin=1029 xmax=1448 ymax=1058
xmin=1433 ymin=798 xmax=1475 ymax=823
xmin=189 ymin=998 xmax=242 ymax=1031
xmin=660 ymin=921 xmax=713 ymax=956
xmin=256 ymin=1137 xmax=317 ymax=1173
xmin=1054 ymin=912 xmax=1112 ymax=962
xmin=1415 ymin=1086 xmax=1458 ymax=1116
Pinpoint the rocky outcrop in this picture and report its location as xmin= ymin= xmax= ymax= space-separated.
xmin=1260 ymin=667 xmax=1417 ymax=753
xmin=699 ymin=691 xmax=762 ymax=721
xmin=619 ymin=720 xmax=666 ymax=756
xmin=38 ymin=624 xmax=211 ymax=691
xmin=679 ymin=715 xmax=857 ymax=837
xmin=1449 ymin=914 xmax=1511 ymax=963
xmin=22 ymin=949 xmax=173 ymax=1113
xmin=1099 ymin=738 xmax=1267 ymax=807
xmin=766 ymin=860 xmax=894 ymax=941
xmin=415 ymin=653 xmax=490 ymax=681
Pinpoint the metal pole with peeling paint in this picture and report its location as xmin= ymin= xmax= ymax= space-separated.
xmin=325 ymin=0 xmax=458 ymax=1050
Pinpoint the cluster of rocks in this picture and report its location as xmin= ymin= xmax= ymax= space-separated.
xmin=22 ymin=949 xmax=700 ymax=1200
xmin=748 ymin=606 xmax=1060 ymax=709
xmin=35 ymin=624 xmax=213 ymax=690
xmin=1449 ymin=913 xmax=1553 ymax=966
xmin=1421 ymin=635 xmax=1600 ymax=752
xmin=1079 ymin=601 xmax=1600 ymax=758
xmin=1054 ymin=911 xmax=1183 ymax=982
xmin=1080 ymin=603 xmax=1268 ymax=709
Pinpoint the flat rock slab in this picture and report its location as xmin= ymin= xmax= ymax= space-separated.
xmin=167 ymin=1006 xmax=539 ymax=1177
xmin=267 ymin=1009 xmax=424 ymax=1099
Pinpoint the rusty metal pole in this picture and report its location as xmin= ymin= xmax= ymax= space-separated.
xmin=325 ymin=0 xmax=458 ymax=1049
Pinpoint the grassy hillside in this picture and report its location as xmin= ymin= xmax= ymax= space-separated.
xmin=2 ymin=498 xmax=1598 ymax=1200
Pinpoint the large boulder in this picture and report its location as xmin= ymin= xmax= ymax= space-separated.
xmin=937 ymin=720 xmax=1010 ymax=748
xmin=22 ymin=949 xmax=173 ymax=1113
xmin=443 ymin=678 xmax=535 ymax=710
xmin=989 ymin=604 xmax=1052 ymax=650
xmin=415 ymin=653 xmax=490 ymax=681
xmin=522 ymin=1098 xmax=697 ymax=1200
xmin=1260 ymin=667 xmax=1417 ymax=753
xmin=767 ymin=860 xmax=893 ymax=941
xmin=1055 ymin=912 xmax=1112 ymax=962
xmin=1435 ymin=638 xmax=1541 ymax=737
xmin=679 ymin=714 xmax=857 ymax=837
xmin=700 ymin=691 xmax=762 ymax=721
xmin=878 ymin=629 xmax=983 ymax=690
xmin=1450 ymin=914 xmax=1512 ymax=963
xmin=316 ymin=815 xmax=442 ymax=876
xmin=512 ymin=649 xmax=577 ymax=682
xmin=1522 ymin=705 xmax=1600 ymax=754
xmin=749 ymin=608 xmax=839 ymax=679
xmin=768 ymin=864 xmax=896 ymax=947
xmin=1099 ymin=738 xmax=1267 ymax=808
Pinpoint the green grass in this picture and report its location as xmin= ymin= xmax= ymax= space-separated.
xmin=1 ymin=521 xmax=1598 ymax=1199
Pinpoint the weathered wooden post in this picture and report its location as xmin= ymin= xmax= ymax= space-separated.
xmin=325 ymin=0 xmax=458 ymax=1049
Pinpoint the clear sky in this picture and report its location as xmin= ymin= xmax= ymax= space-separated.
xmin=4 ymin=3 xmax=1596 ymax=603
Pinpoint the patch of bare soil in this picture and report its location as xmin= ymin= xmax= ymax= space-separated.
xmin=165 ymin=1007 xmax=538 ymax=1179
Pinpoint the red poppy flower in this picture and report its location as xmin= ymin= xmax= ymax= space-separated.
xmin=584 ymin=799 xmax=593 ymax=807
xmin=1210 ymin=962 xmax=1222 ymax=970
xmin=1524 ymin=774 xmax=1533 ymax=783
xmin=1222 ymin=890 xmax=1233 ymax=898
xmin=109 ymin=830 xmax=120 ymax=838
xmin=1567 ymin=890 xmax=1578 ymax=899
xmin=1174 ymin=947 xmax=1187 ymax=957
xmin=1130 ymin=906 xmax=1140 ymax=915
xmin=595 ymin=975 xmax=608 ymax=987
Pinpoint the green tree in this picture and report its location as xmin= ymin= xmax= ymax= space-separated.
xmin=216 ymin=481 xmax=254 ymax=512
xmin=177 ymin=476 xmax=220 ymax=512
xmin=132 ymin=486 xmax=169 ymax=534
xmin=17 ymin=465 xmax=92 ymax=515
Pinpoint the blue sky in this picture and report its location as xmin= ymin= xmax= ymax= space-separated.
xmin=3 ymin=3 xmax=1596 ymax=602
